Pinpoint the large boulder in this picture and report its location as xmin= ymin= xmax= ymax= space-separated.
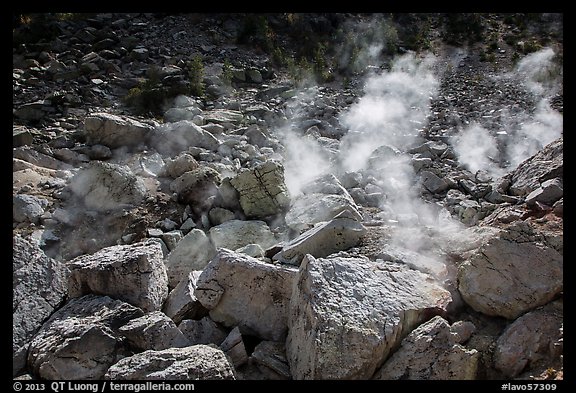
xmin=67 ymin=242 xmax=168 ymax=312
xmin=229 ymin=161 xmax=291 ymax=219
xmin=286 ymin=255 xmax=452 ymax=380
xmin=13 ymin=236 xmax=68 ymax=376
xmin=164 ymin=229 xmax=217 ymax=288
xmin=118 ymin=311 xmax=190 ymax=351
xmin=285 ymin=193 xmax=362 ymax=233
xmin=162 ymin=271 xmax=204 ymax=324
xmin=273 ymin=210 xmax=366 ymax=265
xmin=373 ymin=316 xmax=479 ymax=380
xmin=194 ymin=249 xmax=298 ymax=341
xmin=169 ymin=166 xmax=221 ymax=208
xmin=151 ymin=120 xmax=221 ymax=155
xmin=458 ymin=222 xmax=562 ymax=319
xmin=27 ymin=295 xmax=144 ymax=380
xmin=105 ymin=345 xmax=236 ymax=380
xmin=13 ymin=194 xmax=49 ymax=223
xmin=494 ymin=301 xmax=563 ymax=378
xmin=509 ymin=137 xmax=563 ymax=196
xmin=67 ymin=161 xmax=147 ymax=211
xmin=208 ymin=219 xmax=277 ymax=251
xmin=84 ymin=112 xmax=154 ymax=148
xmin=179 ymin=317 xmax=228 ymax=346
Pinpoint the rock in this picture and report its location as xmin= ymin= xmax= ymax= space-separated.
xmin=220 ymin=327 xmax=248 ymax=367
xmin=179 ymin=317 xmax=228 ymax=346
xmin=151 ymin=120 xmax=221 ymax=155
xmin=27 ymin=295 xmax=144 ymax=380
xmin=104 ymin=345 xmax=236 ymax=380
xmin=13 ymin=126 xmax=33 ymax=147
xmin=525 ymin=178 xmax=563 ymax=206
xmin=208 ymin=207 xmax=236 ymax=226
xmin=373 ymin=316 xmax=479 ymax=380
xmin=195 ymin=249 xmax=298 ymax=341
xmin=13 ymin=236 xmax=68 ymax=376
xmin=164 ymin=107 xmax=202 ymax=123
xmin=421 ymin=170 xmax=449 ymax=194
xmin=67 ymin=241 xmax=168 ymax=312
xmin=252 ymin=341 xmax=291 ymax=380
xmin=286 ymin=255 xmax=452 ymax=380
xmin=84 ymin=112 xmax=154 ymax=148
xmin=13 ymin=146 xmax=74 ymax=170
xmin=169 ymin=166 xmax=221 ymax=208
xmin=246 ymin=68 xmax=263 ymax=83
xmin=208 ymin=219 xmax=277 ymax=251
xmin=162 ymin=271 xmax=204 ymax=324
xmin=274 ymin=210 xmax=366 ymax=265
xmin=229 ymin=161 xmax=291 ymax=219
xmin=164 ymin=229 xmax=217 ymax=288
xmin=13 ymin=194 xmax=49 ymax=223
xmin=162 ymin=152 xmax=200 ymax=179
xmin=450 ymin=320 xmax=477 ymax=344
xmin=509 ymin=137 xmax=563 ymax=196
xmin=285 ymin=193 xmax=363 ymax=232
xmin=67 ymin=161 xmax=147 ymax=211
xmin=458 ymin=222 xmax=563 ymax=319
xmin=14 ymin=101 xmax=46 ymax=121
xmin=203 ymin=109 xmax=243 ymax=125
xmin=494 ymin=301 xmax=563 ymax=378
xmin=118 ymin=311 xmax=190 ymax=351
xmin=236 ymin=243 xmax=265 ymax=258
xmin=377 ymin=244 xmax=448 ymax=280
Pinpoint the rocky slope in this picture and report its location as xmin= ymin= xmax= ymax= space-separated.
xmin=13 ymin=13 xmax=563 ymax=381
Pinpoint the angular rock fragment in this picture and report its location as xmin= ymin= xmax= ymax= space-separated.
xmin=84 ymin=112 xmax=154 ymax=148
xmin=162 ymin=271 xmax=204 ymax=324
xmin=208 ymin=219 xmax=277 ymax=251
xmin=179 ymin=317 xmax=228 ymax=346
xmin=67 ymin=241 xmax=168 ymax=312
xmin=119 ymin=311 xmax=190 ymax=351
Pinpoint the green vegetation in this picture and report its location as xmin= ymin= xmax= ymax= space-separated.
xmin=187 ymin=55 xmax=205 ymax=97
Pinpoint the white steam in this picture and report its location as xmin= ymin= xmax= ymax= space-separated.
xmin=452 ymin=47 xmax=562 ymax=176
xmin=339 ymin=52 xmax=438 ymax=172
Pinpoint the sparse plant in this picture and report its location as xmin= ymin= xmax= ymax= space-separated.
xmin=188 ymin=54 xmax=205 ymax=97
xmin=222 ymin=59 xmax=234 ymax=86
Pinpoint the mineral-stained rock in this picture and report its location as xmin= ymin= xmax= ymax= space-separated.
xmin=494 ymin=301 xmax=563 ymax=378
xmin=67 ymin=161 xmax=147 ymax=211
xmin=13 ymin=236 xmax=68 ymax=377
xmin=286 ymin=255 xmax=452 ymax=379
xmin=67 ymin=241 xmax=168 ymax=312
xmin=104 ymin=345 xmax=236 ymax=380
xmin=525 ymin=178 xmax=563 ymax=207
xmin=27 ymin=295 xmax=144 ymax=380
xmin=373 ymin=316 xmax=479 ymax=380
xmin=169 ymin=166 xmax=221 ymax=207
xmin=229 ymin=161 xmax=291 ymax=219
xmin=458 ymin=222 xmax=562 ymax=319
xmin=274 ymin=210 xmax=366 ymax=265
xmin=194 ymin=249 xmax=298 ymax=341
xmin=179 ymin=317 xmax=228 ymax=346
xmin=162 ymin=271 xmax=204 ymax=324
xmin=118 ymin=311 xmax=190 ymax=351
xmin=162 ymin=152 xmax=200 ymax=179
xmin=164 ymin=229 xmax=217 ymax=288
xmin=208 ymin=219 xmax=277 ymax=251
xmin=84 ymin=112 xmax=154 ymax=148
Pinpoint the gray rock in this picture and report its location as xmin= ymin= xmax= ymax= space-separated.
xmin=105 ymin=345 xmax=236 ymax=380
xmin=285 ymin=193 xmax=363 ymax=233
xmin=13 ymin=236 xmax=68 ymax=376
xmin=162 ymin=271 xmax=204 ymax=324
xmin=509 ymin=137 xmax=563 ymax=196
xmin=220 ymin=327 xmax=248 ymax=367
xmin=525 ymin=178 xmax=563 ymax=206
xmin=252 ymin=341 xmax=291 ymax=380
xmin=27 ymin=295 xmax=144 ymax=380
xmin=151 ymin=120 xmax=221 ymax=155
xmin=13 ymin=146 xmax=73 ymax=170
xmin=274 ymin=210 xmax=366 ymax=265
xmin=68 ymin=242 xmax=168 ymax=312
xmin=119 ymin=311 xmax=190 ymax=351
xmin=494 ymin=301 xmax=563 ymax=378
xmin=195 ymin=249 xmax=298 ymax=341
xmin=169 ymin=166 xmax=221 ymax=207
xmin=230 ymin=161 xmax=291 ymax=219
xmin=165 ymin=229 xmax=217 ymax=288
xmin=208 ymin=219 xmax=277 ymax=251
xmin=13 ymin=194 xmax=49 ymax=223
xmin=164 ymin=107 xmax=202 ymax=123
xmin=179 ymin=317 xmax=228 ymax=346
xmin=67 ymin=161 xmax=147 ymax=211
xmin=286 ymin=255 xmax=452 ymax=379
xmin=374 ymin=316 xmax=479 ymax=380
xmin=162 ymin=152 xmax=200 ymax=179
xmin=203 ymin=109 xmax=243 ymax=125
xmin=421 ymin=170 xmax=449 ymax=194
xmin=458 ymin=222 xmax=562 ymax=319
xmin=84 ymin=112 xmax=154 ymax=148
xmin=161 ymin=230 xmax=183 ymax=251
xmin=14 ymin=101 xmax=46 ymax=121
xmin=236 ymin=243 xmax=265 ymax=258
xmin=13 ymin=126 xmax=33 ymax=147
xmin=208 ymin=207 xmax=236 ymax=226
